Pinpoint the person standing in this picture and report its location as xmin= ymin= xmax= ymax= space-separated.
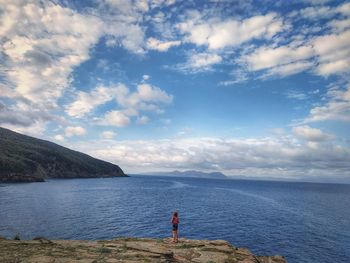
xmin=171 ymin=211 xmax=179 ymax=243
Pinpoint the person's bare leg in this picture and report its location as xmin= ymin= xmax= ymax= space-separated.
xmin=172 ymin=230 xmax=176 ymax=242
xmin=175 ymin=231 xmax=178 ymax=242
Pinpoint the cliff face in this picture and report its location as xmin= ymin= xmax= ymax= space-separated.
xmin=0 ymin=127 xmax=126 ymax=183
xmin=0 ymin=237 xmax=286 ymax=263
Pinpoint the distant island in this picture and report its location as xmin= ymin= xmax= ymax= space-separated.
xmin=147 ymin=170 xmax=227 ymax=179
xmin=0 ymin=127 xmax=127 ymax=183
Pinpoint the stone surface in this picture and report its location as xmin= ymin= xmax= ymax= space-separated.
xmin=0 ymin=237 xmax=287 ymax=262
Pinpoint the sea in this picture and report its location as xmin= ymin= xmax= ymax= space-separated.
xmin=0 ymin=175 xmax=349 ymax=263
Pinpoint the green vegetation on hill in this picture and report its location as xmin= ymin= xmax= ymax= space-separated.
xmin=0 ymin=127 xmax=126 ymax=182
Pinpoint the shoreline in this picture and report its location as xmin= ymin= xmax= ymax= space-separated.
xmin=0 ymin=236 xmax=286 ymax=262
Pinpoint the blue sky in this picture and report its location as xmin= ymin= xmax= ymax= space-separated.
xmin=0 ymin=0 xmax=350 ymax=181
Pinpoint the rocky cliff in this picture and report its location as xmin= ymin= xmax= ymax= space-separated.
xmin=0 ymin=237 xmax=286 ymax=263
xmin=0 ymin=127 xmax=126 ymax=183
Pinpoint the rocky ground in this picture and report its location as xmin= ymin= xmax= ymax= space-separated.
xmin=0 ymin=236 xmax=286 ymax=263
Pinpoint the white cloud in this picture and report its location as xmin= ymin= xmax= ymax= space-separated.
xmin=219 ymin=69 xmax=248 ymax=85
xmin=114 ymin=83 xmax=173 ymax=115
xmin=135 ymin=84 xmax=173 ymax=103
xmin=188 ymin=52 xmax=222 ymax=69
xmin=101 ymin=131 xmax=116 ymax=139
xmin=0 ymin=102 xmax=53 ymax=126
xmin=299 ymin=6 xmax=336 ymax=20
xmin=304 ymin=85 xmax=350 ymax=122
xmin=242 ymin=29 xmax=350 ymax=78
xmin=66 ymin=85 xmax=121 ymax=118
xmin=173 ymin=52 xmax=222 ymax=73
xmin=150 ymin=0 xmax=177 ymax=9
xmin=0 ymin=0 xmax=110 ymax=135
xmin=101 ymin=110 xmax=130 ymax=127
xmin=245 ymin=45 xmax=314 ymax=71
xmin=286 ymin=90 xmax=308 ymax=100
xmin=142 ymin=75 xmax=150 ymax=80
xmin=100 ymin=0 xmax=148 ymax=54
xmin=65 ymin=82 xmax=173 ymax=126
xmin=104 ymin=0 xmax=135 ymax=14
xmin=0 ymin=0 xmax=160 ymax=134
xmin=72 ymin=135 xmax=350 ymax=178
xmin=147 ymin=38 xmax=181 ymax=52
xmin=291 ymin=2 xmax=350 ymax=20
xmin=177 ymin=11 xmax=283 ymax=49
xmin=263 ymin=61 xmax=314 ymax=78
xmin=312 ymin=30 xmax=350 ymax=76
xmin=238 ymin=2 xmax=350 ymax=79
xmin=65 ymin=126 xmax=86 ymax=137
xmin=1 ymin=121 xmax=47 ymax=137
xmin=329 ymin=18 xmax=350 ymax=32
xmin=316 ymin=58 xmax=350 ymax=76
xmin=104 ymin=23 xmax=145 ymax=53
xmin=292 ymin=125 xmax=333 ymax=141
xmin=337 ymin=2 xmax=350 ymax=16
xmin=54 ymin=134 xmax=65 ymax=142
xmin=0 ymin=101 xmax=67 ymax=137
xmin=0 ymin=1 xmax=104 ymax=107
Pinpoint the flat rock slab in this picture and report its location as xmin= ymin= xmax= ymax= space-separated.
xmin=125 ymin=241 xmax=173 ymax=256
xmin=0 ymin=237 xmax=287 ymax=263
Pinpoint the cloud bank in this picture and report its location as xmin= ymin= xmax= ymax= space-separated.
xmin=72 ymin=133 xmax=350 ymax=180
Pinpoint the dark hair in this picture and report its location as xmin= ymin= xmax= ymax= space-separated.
xmin=173 ymin=211 xmax=178 ymax=217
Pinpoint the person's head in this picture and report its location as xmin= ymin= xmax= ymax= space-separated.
xmin=173 ymin=211 xmax=178 ymax=217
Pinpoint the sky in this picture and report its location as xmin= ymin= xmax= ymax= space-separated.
xmin=0 ymin=0 xmax=350 ymax=182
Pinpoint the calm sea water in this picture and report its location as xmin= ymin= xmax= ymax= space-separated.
xmin=0 ymin=176 xmax=349 ymax=263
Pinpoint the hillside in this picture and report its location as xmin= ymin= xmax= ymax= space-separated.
xmin=0 ymin=127 xmax=126 ymax=182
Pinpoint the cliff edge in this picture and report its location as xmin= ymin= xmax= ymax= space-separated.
xmin=0 ymin=236 xmax=286 ymax=263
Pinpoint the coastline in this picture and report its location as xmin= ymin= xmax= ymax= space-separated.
xmin=0 ymin=236 xmax=286 ymax=262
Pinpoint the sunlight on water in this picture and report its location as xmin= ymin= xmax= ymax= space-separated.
xmin=0 ymin=176 xmax=350 ymax=263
